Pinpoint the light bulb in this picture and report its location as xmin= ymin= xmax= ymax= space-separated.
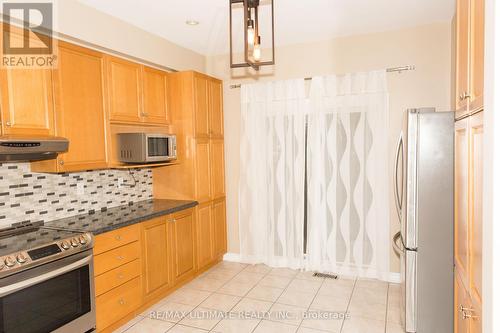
xmin=247 ymin=27 xmax=255 ymax=45
xmin=253 ymin=36 xmax=261 ymax=61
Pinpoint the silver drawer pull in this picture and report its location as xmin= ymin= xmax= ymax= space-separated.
xmin=118 ymin=298 xmax=126 ymax=305
xmin=115 ymin=235 xmax=122 ymax=241
xmin=116 ymin=256 xmax=124 ymax=260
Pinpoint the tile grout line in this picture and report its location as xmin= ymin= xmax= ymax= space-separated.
xmin=339 ymin=277 xmax=358 ymax=333
xmin=295 ymin=274 xmax=327 ymax=333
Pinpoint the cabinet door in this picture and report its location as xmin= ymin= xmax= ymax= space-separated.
xmin=469 ymin=112 xmax=483 ymax=322
xmin=209 ymin=80 xmax=224 ymax=139
xmin=172 ymin=210 xmax=196 ymax=282
xmin=210 ymin=139 xmax=225 ymax=200
xmin=143 ymin=66 xmax=169 ymax=125
xmin=212 ymin=198 xmax=227 ymax=258
xmin=469 ymin=0 xmax=484 ymax=112
xmin=106 ymin=56 xmax=142 ymax=123
xmin=53 ymin=43 xmax=108 ymax=171
xmin=0 ymin=67 xmax=54 ymax=136
xmin=194 ymin=75 xmax=210 ymax=138
xmin=196 ymin=202 xmax=214 ymax=269
xmin=195 ymin=139 xmax=211 ymax=202
xmin=142 ymin=218 xmax=171 ymax=295
xmin=456 ymin=0 xmax=470 ymax=113
xmin=455 ymin=274 xmax=471 ymax=333
xmin=455 ymin=118 xmax=469 ymax=283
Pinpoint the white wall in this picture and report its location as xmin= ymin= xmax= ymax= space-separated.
xmin=206 ymin=22 xmax=453 ymax=273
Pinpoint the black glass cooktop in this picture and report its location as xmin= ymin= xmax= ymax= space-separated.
xmin=0 ymin=225 xmax=81 ymax=257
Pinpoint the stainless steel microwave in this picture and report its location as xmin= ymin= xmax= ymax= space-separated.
xmin=117 ymin=133 xmax=177 ymax=163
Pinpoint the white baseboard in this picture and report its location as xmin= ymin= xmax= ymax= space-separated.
xmin=223 ymin=252 xmax=402 ymax=283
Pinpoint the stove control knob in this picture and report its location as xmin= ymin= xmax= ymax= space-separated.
xmin=78 ymin=235 xmax=87 ymax=245
xmin=71 ymin=238 xmax=79 ymax=247
xmin=4 ymin=256 xmax=16 ymax=267
xmin=16 ymin=254 xmax=27 ymax=264
xmin=61 ymin=241 xmax=71 ymax=250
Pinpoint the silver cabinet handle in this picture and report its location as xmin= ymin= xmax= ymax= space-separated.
xmin=393 ymin=133 xmax=403 ymax=223
xmin=392 ymin=231 xmax=404 ymax=257
xmin=5 ymin=121 xmax=11 ymax=127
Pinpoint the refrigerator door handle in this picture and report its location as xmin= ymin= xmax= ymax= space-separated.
xmin=392 ymin=231 xmax=404 ymax=257
xmin=393 ymin=132 xmax=404 ymax=223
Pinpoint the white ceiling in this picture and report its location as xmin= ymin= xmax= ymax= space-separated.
xmin=78 ymin=0 xmax=455 ymax=56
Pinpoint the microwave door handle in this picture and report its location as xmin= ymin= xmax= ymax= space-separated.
xmin=0 ymin=255 xmax=92 ymax=297
xmin=393 ymin=133 xmax=403 ymax=223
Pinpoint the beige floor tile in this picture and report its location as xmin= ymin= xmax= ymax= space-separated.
xmin=258 ymin=275 xmax=293 ymax=289
xmin=300 ymin=310 xmax=344 ymax=332
xmin=204 ymin=269 xmax=237 ymax=282
xmin=295 ymin=271 xmax=326 ymax=282
xmin=355 ymin=278 xmax=388 ymax=291
xmin=253 ymin=320 xmax=298 ymax=333
xmin=386 ymin=322 xmax=406 ymax=333
xmin=113 ymin=315 xmax=144 ymax=332
xmin=288 ymin=278 xmax=323 ymax=294
xmin=243 ymin=264 xmax=273 ymax=274
xmin=350 ymin=285 xmax=387 ymax=305
xmin=218 ymin=280 xmax=255 ymax=297
xmin=317 ymin=281 xmax=354 ymax=299
xmin=151 ymin=302 xmax=196 ymax=323
xmin=178 ymin=307 xmax=223 ymax=330
xmin=212 ymin=317 xmax=261 ymax=333
xmin=297 ymin=327 xmax=332 ymax=333
xmin=232 ymin=297 xmax=273 ymax=313
xmin=341 ymin=316 xmax=385 ymax=333
xmin=269 ymin=267 xmax=299 ymax=278
xmin=215 ymin=261 xmax=247 ymax=272
xmin=247 ymin=285 xmax=284 ymax=302
xmin=166 ymin=288 xmax=212 ymax=306
xmin=387 ymin=305 xmax=402 ymax=324
xmin=277 ymin=288 xmax=316 ymax=308
xmin=310 ymin=294 xmax=350 ymax=312
xmin=268 ymin=302 xmax=307 ymax=326
xmin=231 ymin=271 xmax=265 ymax=285
xmin=347 ymin=299 xmax=387 ymax=321
xmin=199 ymin=293 xmax=241 ymax=312
xmin=184 ymin=276 xmax=226 ymax=292
xmin=167 ymin=324 xmax=209 ymax=333
xmin=125 ymin=317 xmax=174 ymax=333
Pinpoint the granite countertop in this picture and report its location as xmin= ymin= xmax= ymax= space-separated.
xmin=43 ymin=199 xmax=198 ymax=235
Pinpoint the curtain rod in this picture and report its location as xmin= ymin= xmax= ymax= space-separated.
xmin=229 ymin=65 xmax=416 ymax=89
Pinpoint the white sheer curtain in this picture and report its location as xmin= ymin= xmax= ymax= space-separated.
xmin=239 ymin=79 xmax=307 ymax=268
xmin=306 ymin=71 xmax=391 ymax=281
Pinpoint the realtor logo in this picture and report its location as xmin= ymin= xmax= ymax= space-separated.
xmin=1 ymin=1 xmax=57 ymax=68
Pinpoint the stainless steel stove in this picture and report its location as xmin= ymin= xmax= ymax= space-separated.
xmin=0 ymin=224 xmax=96 ymax=333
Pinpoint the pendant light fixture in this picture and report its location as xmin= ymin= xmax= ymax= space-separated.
xmin=229 ymin=0 xmax=275 ymax=70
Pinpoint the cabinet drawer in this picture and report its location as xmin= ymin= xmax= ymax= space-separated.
xmin=96 ymin=277 xmax=141 ymax=331
xmin=95 ymin=259 xmax=140 ymax=296
xmin=94 ymin=224 xmax=140 ymax=255
xmin=94 ymin=241 xmax=140 ymax=276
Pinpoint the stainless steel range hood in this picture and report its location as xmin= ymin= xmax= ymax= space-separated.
xmin=0 ymin=136 xmax=69 ymax=162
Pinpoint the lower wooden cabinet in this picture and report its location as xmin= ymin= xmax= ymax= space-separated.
xmin=142 ymin=217 xmax=172 ymax=296
xmin=94 ymin=206 xmax=225 ymax=332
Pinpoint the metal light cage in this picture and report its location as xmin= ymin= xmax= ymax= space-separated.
xmin=229 ymin=0 xmax=275 ymax=70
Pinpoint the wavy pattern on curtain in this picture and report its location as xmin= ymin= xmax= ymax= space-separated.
xmin=239 ymin=80 xmax=307 ymax=268
xmin=306 ymin=71 xmax=391 ymax=281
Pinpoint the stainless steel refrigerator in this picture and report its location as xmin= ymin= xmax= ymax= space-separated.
xmin=392 ymin=108 xmax=454 ymax=333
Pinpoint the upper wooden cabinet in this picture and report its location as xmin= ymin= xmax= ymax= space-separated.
xmin=455 ymin=0 xmax=484 ymax=116
xmin=194 ymin=74 xmax=210 ymax=138
xmin=106 ymin=56 xmax=143 ymax=123
xmin=0 ymin=67 xmax=55 ymax=136
xmin=209 ymin=80 xmax=224 ymax=139
xmin=31 ymin=43 xmax=108 ymax=173
xmin=143 ymin=66 xmax=169 ymax=124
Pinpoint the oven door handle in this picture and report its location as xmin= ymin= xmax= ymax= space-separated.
xmin=0 ymin=255 xmax=92 ymax=297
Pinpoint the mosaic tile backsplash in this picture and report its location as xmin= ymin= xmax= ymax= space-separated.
xmin=0 ymin=163 xmax=153 ymax=228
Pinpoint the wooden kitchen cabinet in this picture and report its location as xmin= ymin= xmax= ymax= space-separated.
xmin=106 ymin=55 xmax=143 ymax=123
xmin=455 ymin=274 xmax=471 ymax=333
xmin=209 ymin=79 xmax=224 ymax=139
xmin=141 ymin=217 xmax=172 ymax=296
xmin=171 ymin=209 xmax=196 ymax=283
xmin=196 ymin=202 xmax=214 ymax=270
xmin=213 ymin=198 xmax=227 ymax=257
xmin=143 ymin=66 xmax=169 ymax=125
xmin=195 ymin=138 xmax=212 ymax=202
xmin=31 ymin=43 xmax=108 ymax=173
xmin=194 ymin=74 xmax=210 ymax=138
xmin=454 ymin=112 xmax=483 ymax=332
xmin=210 ymin=139 xmax=225 ymax=200
xmin=455 ymin=0 xmax=484 ymax=116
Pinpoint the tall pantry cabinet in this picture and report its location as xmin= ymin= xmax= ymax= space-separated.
xmin=153 ymin=71 xmax=227 ymax=270
xmin=454 ymin=0 xmax=484 ymax=331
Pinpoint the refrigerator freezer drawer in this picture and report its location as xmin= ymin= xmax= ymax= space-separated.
xmin=401 ymin=248 xmax=417 ymax=333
